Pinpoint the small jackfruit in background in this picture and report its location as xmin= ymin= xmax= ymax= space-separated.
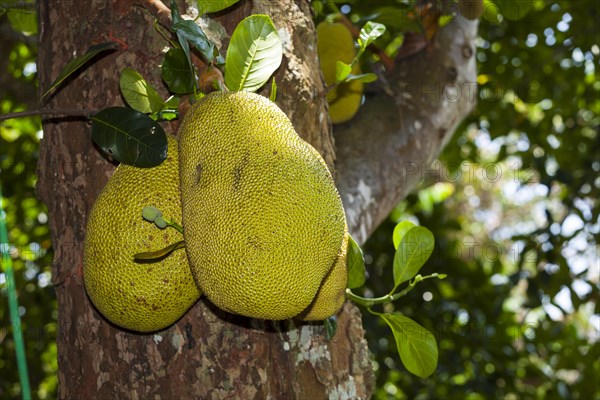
xmin=317 ymin=21 xmax=364 ymax=124
xmin=83 ymin=135 xmax=201 ymax=332
xmin=178 ymin=91 xmax=347 ymax=320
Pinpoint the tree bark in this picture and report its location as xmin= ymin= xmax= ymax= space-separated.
xmin=36 ymin=0 xmax=476 ymax=398
xmin=335 ymin=20 xmax=479 ymax=243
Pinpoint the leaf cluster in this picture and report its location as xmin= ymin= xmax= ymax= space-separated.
xmin=346 ymin=222 xmax=444 ymax=378
xmin=41 ymin=0 xmax=283 ymax=168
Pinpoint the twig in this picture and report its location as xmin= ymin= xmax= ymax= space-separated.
xmin=0 ymin=109 xmax=94 ymax=122
xmin=137 ymin=0 xmax=172 ymax=28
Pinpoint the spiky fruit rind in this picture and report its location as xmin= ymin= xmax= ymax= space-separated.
xmin=299 ymin=226 xmax=349 ymax=321
xmin=83 ymin=135 xmax=201 ymax=332
xmin=179 ymin=91 xmax=346 ymax=320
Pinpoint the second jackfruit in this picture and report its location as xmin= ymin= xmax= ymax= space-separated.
xmin=178 ymin=91 xmax=346 ymax=320
xmin=83 ymin=135 xmax=201 ymax=332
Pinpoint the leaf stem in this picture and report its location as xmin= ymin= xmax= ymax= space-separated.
xmin=346 ymin=289 xmax=393 ymax=308
xmin=0 ymin=109 xmax=93 ymax=122
xmin=346 ymin=273 xmax=446 ymax=307
xmin=153 ymin=19 xmax=178 ymax=48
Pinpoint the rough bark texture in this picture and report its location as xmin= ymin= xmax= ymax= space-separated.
xmin=336 ymin=20 xmax=479 ymax=243
xmin=36 ymin=0 xmax=477 ymax=398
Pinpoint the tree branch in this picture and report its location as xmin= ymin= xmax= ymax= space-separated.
xmin=135 ymin=0 xmax=172 ymax=28
xmin=335 ymin=18 xmax=479 ymax=244
xmin=0 ymin=109 xmax=93 ymax=121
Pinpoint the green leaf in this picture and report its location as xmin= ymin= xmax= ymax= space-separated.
xmin=335 ymin=61 xmax=352 ymax=83
xmin=119 ymin=68 xmax=165 ymax=114
xmin=164 ymin=95 xmax=180 ymax=109
xmin=172 ymin=20 xmax=215 ymax=63
xmin=197 ymin=0 xmax=240 ymax=14
xmin=347 ymin=234 xmax=366 ymax=289
xmin=323 ymin=316 xmax=337 ymax=340
xmin=492 ymin=0 xmax=534 ymax=21
xmin=358 ymin=21 xmax=386 ymax=51
xmin=225 ymin=14 xmax=283 ymax=92
xmin=7 ymin=8 xmax=37 ymax=34
xmin=393 ymin=226 xmax=434 ymax=286
xmin=345 ymin=73 xmax=378 ymax=84
xmin=42 ymin=42 xmax=118 ymax=101
xmin=482 ymin=0 xmax=501 ymax=24
xmin=378 ymin=313 xmax=438 ymax=378
xmin=142 ymin=206 xmax=162 ymax=222
xmin=134 ymin=240 xmax=185 ymax=261
xmin=90 ymin=107 xmax=167 ymax=167
xmin=170 ymin=0 xmax=182 ymax=25
xmin=169 ymin=0 xmax=196 ymax=75
xmin=161 ymin=48 xmax=195 ymax=94
xmin=392 ymin=221 xmax=416 ymax=249
xmin=156 ymin=96 xmax=180 ymax=121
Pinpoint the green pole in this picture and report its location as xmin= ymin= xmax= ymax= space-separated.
xmin=0 ymin=183 xmax=32 ymax=400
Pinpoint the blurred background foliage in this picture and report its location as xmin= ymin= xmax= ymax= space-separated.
xmin=1 ymin=0 xmax=58 ymax=399
xmin=1 ymin=0 xmax=598 ymax=399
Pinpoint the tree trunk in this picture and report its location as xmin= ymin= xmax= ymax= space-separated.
xmin=36 ymin=0 xmax=476 ymax=398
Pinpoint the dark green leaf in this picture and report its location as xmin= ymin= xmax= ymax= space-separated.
xmin=379 ymin=313 xmax=438 ymax=378
xmin=225 ymin=14 xmax=283 ymax=92
xmin=161 ymin=48 xmax=195 ymax=94
xmin=173 ymin=20 xmax=215 ymax=63
xmin=134 ymin=240 xmax=185 ymax=261
xmin=90 ymin=107 xmax=167 ymax=167
xmin=170 ymin=0 xmax=182 ymax=25
xmin=347 ymin=234 xmax=366 ymax=289
xmin=169 ymin=0 xmax=194 ymax=74
xmin=41 ymin=42 xmax=118 ymax=101
xmin=392 ymin=220 xmax=417 ymax=249
xmin=323 ymin=316 xmax=337 ymax=340
xmin=119 ymin=68 xmax=165 ymax=114
xmin=197 ymin=0 xmax=241 ymax=14
xmin=393 ymin=226 xmax=434 ymax=286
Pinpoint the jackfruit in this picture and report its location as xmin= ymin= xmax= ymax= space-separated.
xmin=83 ymin=135 xmax=201 ymax=332
xmin=298 ymin=226 xmax=349 ymax=321
xmin=178 ymin=91 xmax=346 ymax=320
xmin=317 ymin=21 xmax=363 ymax=124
